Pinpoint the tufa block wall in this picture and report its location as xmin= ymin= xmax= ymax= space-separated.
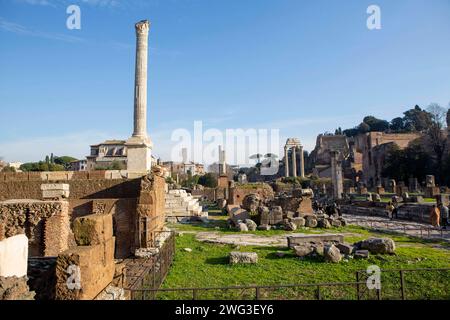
xmin=0 ymin=200 xmax=70 ymax=257
xmin=0 ymin=171 xmax=141 ymax=201
xmin=56 ymin=213 xmax=115 ymax=300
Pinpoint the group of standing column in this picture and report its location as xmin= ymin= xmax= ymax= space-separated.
xmin=284 ymin=138 xmax=305 ymax=178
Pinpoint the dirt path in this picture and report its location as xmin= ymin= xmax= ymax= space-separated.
xmin=179 ymin=230 xmax=362 ymax=247
xmin=343 ymin=214 xmax=450 ymax=241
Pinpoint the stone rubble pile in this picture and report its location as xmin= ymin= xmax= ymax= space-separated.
xmin=291 ymin=237 xmax=396 ymax=263
xmin=227 ymin=192 xmax=347 ymax=232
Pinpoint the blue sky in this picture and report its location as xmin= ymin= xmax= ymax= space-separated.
xmin=0 ymin=0 xmax=449 ymax=164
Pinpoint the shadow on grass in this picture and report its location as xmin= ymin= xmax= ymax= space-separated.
xmin=265 ymin=251 xmax=297 ymax=260
xmin=205 ymin=256 xmax=229 ymax=265
xmin=252 ymin=246 xmax=289 ymax=252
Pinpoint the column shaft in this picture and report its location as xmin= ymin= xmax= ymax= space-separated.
xmin=300 ymin=146 xmax=305 ymax=178
xmin=285 ymin=147 xmax=289 ymax=177
xmin=133 ymin=21 xmax=149 ymax=138
xmin=292 ymin=147 xmax=297 ymax=177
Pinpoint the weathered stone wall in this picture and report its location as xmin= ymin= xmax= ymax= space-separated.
xmin=229 ymin=183 xmax=274 ymax=206
xmin=56 ymin=213 xmax=115 ymax=300
xmin=136 ymin=175 xmax=166 ymax=247
xmin=0 ymin=200 xmax=70 ymax=257
xmin=341 ymin=202 xmax=433 ymax=224
xmin=0 ymin=171 xmax=140 ymax=201
xmin=0 ymin=276 xmax=35 ymax=300
xmin=354 ymin=132 xmax=421 ymax=186
xmin=69 ymin=198 xmax=137 ymax=259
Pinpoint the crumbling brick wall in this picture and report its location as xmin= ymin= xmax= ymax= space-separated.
xmin=0 ymin=201 xmax=70 ymax=257
xmin=228 ymin=183 xmax=274 ymax=206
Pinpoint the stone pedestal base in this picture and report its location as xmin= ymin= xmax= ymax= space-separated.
xmin=425 ymin=187 xmax=440 ymax=198
xmin=218 ymin=175 xmax=229 ymax=189
xmin=358 ymin=187 xmax=368 ymax=195
xmin=376 ymin=186 xmax=385 ymax=194
xmin=396 ymin=186 xmax=409 ymax=196
xmin=125 ymin=136 xmax=152 ymax=173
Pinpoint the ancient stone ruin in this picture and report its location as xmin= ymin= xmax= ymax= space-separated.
xmin=0 ymin=169 xmax=166 ymax=300
xmin=226 ymin=189 xmax=347 ymax=232
xmin=289 ymin=234 xmax=395 ymax=263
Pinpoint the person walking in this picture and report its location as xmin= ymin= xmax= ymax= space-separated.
xmin=430 ymin=205 xmax=441 ymax=228
xmin=391 ymin=202 xmax=399 ymax=220
xmin=386 ymin=202 xmax=394 ymax=219
xmin=438 ymin=203 xmax=449 ymax=229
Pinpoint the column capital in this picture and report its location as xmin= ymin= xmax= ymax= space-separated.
xmin=135 ymin=20 xmax=150 ymax=35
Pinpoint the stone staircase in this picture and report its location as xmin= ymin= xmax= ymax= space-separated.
xmin=165 ymin=189 xmax=206 ymax=222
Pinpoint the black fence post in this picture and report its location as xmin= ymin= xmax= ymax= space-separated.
xmin=193 ymin=289 xmax=197 ymax=300
xmin=356 ymin=271 xmax=361 ymax=300
xmin=316 ymin=286 xmax=322 ymax=300
xmin=400 ymin=270 xmax=406 ymax=300
xmin=255 ymin=287 xmax=260 ymax=300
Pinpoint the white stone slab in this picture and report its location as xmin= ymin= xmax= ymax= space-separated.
xmin=40 ymin=183 xmax=70 ymax=191
xmin=42 ymin=190 xmax=70 ymax=198
xmin=0 ymin=234 xmax=28 ymax=277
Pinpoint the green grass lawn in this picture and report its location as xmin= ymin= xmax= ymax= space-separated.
xmin=168 ymin=218 xmax=379 ymax=237
xmin=158 ymin=222 xmax=450 ymax=300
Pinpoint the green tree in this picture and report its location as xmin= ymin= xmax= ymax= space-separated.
xmin=20 ymin=161 xmax=65 ymax=172
xmin=1 ymin=166 xmax=16 ymax=173
xmin=343 ymin=127 xmax=359 ymax=137
xmin=382 ymin=142 xmax=432 ymax=183
xmin=390 ymin=117 xmax=405 ymax=132
xmin=198 ymin=173 xmax=217 ymax=188
xmin=358 ymin=122 xmax=370 ymax=133
xmin=363 ymin=116 xmax=389 ymax=132
xmin=425 ymin=103 xmax=448 ymax=183
xmin=403 ymin=105 xmax=433 ymax=132
xmin=95 ymin=160 xmax=125 ymax=170
xmin=54 ymin=156 xmax=78 ymax=168
xmin=446 ymin=105 xmax=450 ymax=128
xmin=181 ymin=172 xmax=200 ymax=188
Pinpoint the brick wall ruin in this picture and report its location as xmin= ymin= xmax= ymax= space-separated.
xmin=0 ymin=200 xmax=70 ymax=257
xmin=354 ymin=132 xmax=421 ymax=186
xmin=228 ymin=183 xmax=275 ymax=206
xmin=0 ymin=171 xmax=140 ymax=201
xmin=0 ymin=170 xmax=167 ymax=300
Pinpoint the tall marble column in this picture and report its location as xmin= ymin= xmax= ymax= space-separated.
xmin=284 ymin=147 xmax=289 ymax=177
xmin=331 ymin=151 xmax=343 ymax=199
xmin=299 ymin=145 xmax=305 ymax=178
xmin=292 ymin=147 xmax=297 ymax=177
xmin=133 ymin=20 xmax=149 ymax=138
xmin=126 ymin=20 xmax=153 ymax=175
